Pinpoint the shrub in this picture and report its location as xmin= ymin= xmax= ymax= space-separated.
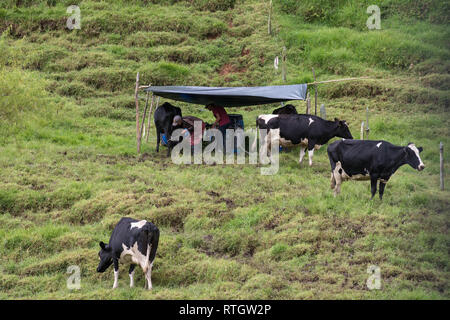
xmin=0 ymin=68 xmax=50 ymax=122
xmin=192 ymin=0 xmax=236 ymax=12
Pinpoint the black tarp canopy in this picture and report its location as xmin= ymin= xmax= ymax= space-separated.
xmin=144 ymin=84 xmax=307 ymax=107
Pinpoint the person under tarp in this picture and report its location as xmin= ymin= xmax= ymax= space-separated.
xmin=206 ymin=103 xmax=231 ymax=149
xmin=171 ymin=115 xmax=206 ymax=153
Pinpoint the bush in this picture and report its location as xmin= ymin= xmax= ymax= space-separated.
xmin=54 ymin=81 xmax=97 ymax=98
xmin=275 ymin=0 xmax=449 ymax=26
xmin=192 ymin=0 xmax=236 ymax=12
xmin=0 ymin=68 xmax=50 ymax=122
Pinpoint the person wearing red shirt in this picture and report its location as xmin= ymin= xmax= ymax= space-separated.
xmin=206 ymin=103 xmax=231 ymax=150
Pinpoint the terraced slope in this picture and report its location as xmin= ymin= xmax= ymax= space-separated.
xmin=0 ymin=0 xmax=449 ymax=299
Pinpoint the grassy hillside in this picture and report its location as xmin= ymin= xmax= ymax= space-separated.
xmin=0 ymin=0 xmax=449 ymax=299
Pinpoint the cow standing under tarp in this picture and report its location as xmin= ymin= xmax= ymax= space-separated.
xmin=154 ymin=102 xmax=182 ymax=156
xmin=327 ymin=139 xmax=425 ymax=199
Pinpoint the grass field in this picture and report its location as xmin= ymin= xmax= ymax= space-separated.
xmin=0 ymin=0 xmax=449 ymax=299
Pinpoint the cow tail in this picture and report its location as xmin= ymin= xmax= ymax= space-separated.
xmin=142 ymin=228 xmax=151 ymax=273
xmin=148 ymin=226 xmax=160 ymax=266
xmin=142 ymin=225 xmax=158 ymax=273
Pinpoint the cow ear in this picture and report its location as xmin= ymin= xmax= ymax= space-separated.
xmin=99 ymin=241 xmax=106 ymax=250
xmin=418 ymin=147 xmax=423 ymax=153
xmin=334 ymin=117 xmax=339 ymax=122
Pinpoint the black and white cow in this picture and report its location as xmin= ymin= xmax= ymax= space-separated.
xmin=254 ymin=114 xmax=353 ymax=166
xmin=154 ymin=102 xmax=182 ymax=156
xmin=97 ymin=217 xmax=160 ymax=290
xmin=272 ymin=104 xmax=298 ymax=115
xmin=327 ymin=139 xmax=425 ymax=199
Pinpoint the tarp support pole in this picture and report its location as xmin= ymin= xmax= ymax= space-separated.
xmin=312 ymin=67 xmax=317 ymax=115
xmin=139 ymin=86 xmax=151 ymax=151
xmin=146 ymin=93 xmax=155 ymax=143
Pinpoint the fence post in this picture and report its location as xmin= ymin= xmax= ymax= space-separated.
xmin=281 ymin=46 xmax=287 ymax=82
xmin=365 ymin=107 xmax=370 ymax=138
xmin=440 ymin=142 xmax=444 ymax=190
xmin=360 ymin=121 xmax=365 ymax=140
xmin=320 ymin=103 xmax=326 ymax=119
xmin=312 ymin=67 xmax=317 ymax=115
xmin=135 ymin=72 xmax=141 ymax=153
xmin=306 ymin=92 xmax=311 ymax=114
xmin=268 ymin=0 xmax=272 ymax=35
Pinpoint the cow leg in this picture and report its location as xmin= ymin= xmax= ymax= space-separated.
xmin=308 ymin=149 xmax=314 ymax=166
xmin=370 ymin=176 xmax=378 ymax=199
xmin=332 ymin=165 xmax=343 ymax=197
xmin=112 ymin=259 xmax=119 ymax=289
xmin=156 ymin=128 xmax=160 ymax=153
xmin=145 ymin=262 xmax=153 ymax=290
xmin=267 ymin=135 xmax=272 ymax=163
xmin=129 ymin=264 xmax=136 ymax=288
xmin=259 ymin=132 xmax=270 ymax=165
xmin=299 ymin=146 xmax=306 ymax=164
xmin=165 ymin=125 xmax=172 ymax=157
xmin=330 ymin=172 xmax=336 ymax=189
xmin=329 ymin=157 xmax=337 ymax=189
xmin=379 ymin=181 xmax=387 ymax=200
xmin=307 ymin=140 xmax=316 ymax=166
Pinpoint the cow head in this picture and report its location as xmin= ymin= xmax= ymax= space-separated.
xmin=405 ymin=143 xmax=425 ymax=171
xmin=334 ymin=118 xmax=353 ymax=139
xmin=96 ymin=241 xmax=113 ymax=273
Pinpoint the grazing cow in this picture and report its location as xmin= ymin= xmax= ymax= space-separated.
xmin=154 ymin=102 xmax=182 ymax=156
xmin=327 ymin=139 xmax=425 ymax=199
xmin=254 ymin=114 xmax=353 ymax=165
xmin=97 ymin=217 xmax=159 ymax=290
xmin=272 ymin=104 xmax=298 ymax=115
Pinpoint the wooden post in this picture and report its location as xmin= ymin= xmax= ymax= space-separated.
xmin=365 ymin=107 xmax=370 ymax=138
xmin=440 ymin=142 xmax=444 ymax=190
xmin=139 ymin=90 xmax=150 ymax=151
xmin=135 ymin=72 xmax=141 ymax=154
xmin=281 ymin=46 xmax=287 ymax=82
xmin=146 ymin=94 xmax=155 ymax=143
xmin=268 ymin=0 xmax=272 ymax=35
xmin=320 ymin=104 xmax=326 ymax=119
xmin=306 ymin=92 xmax=311 ymax=114
xmin=360 ymin=121 xmax=365 ymax=140
xmin=312 ymin=67 xmax=317 ymax=115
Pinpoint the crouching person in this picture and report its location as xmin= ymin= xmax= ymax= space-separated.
xmin=171 ymin=115 xmax=206 ymax=155
xmin=97 ymin=217 xmax=160 ymax=290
